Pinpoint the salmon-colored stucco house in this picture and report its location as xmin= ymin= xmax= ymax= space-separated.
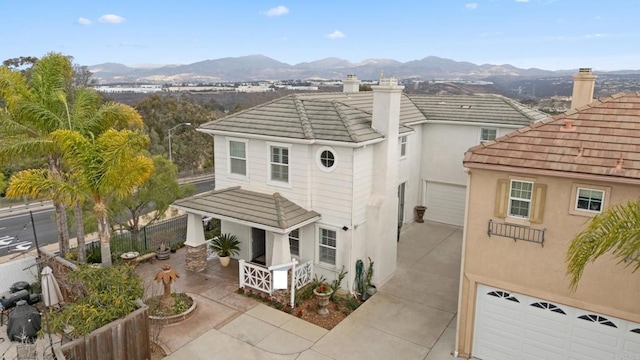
xmin=457 ymin=69 xmax=640 ymax=359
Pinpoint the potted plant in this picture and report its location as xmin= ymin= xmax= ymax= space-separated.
xmin=313 ymin=283 xmax=334 ymax=317
xmin=208 ymin=233 xmax=241 ymax=267
xmin=156 ymin=240 xmax=171 ymax=260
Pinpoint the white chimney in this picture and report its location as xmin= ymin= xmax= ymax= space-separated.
xmin=571 ymin=68 xmax=597 ymax=109
xmin=343 ymin=74 xmax=360 ymax=93
xmin=367 ymin=75 xmax=404 ymax=285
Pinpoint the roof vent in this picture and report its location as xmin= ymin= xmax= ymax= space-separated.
xmin=460 ymin=105 xmax=472 ymax=109
xmin=616 ymin=155 xmax=624 ymax=170
xmin=560 ymin=118 xmax=576 ymax=132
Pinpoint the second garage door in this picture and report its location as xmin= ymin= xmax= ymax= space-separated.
xmin=424 ymin=182 xmax=466 ymax=226
xmin=473 ymin=284 xmax=640 ymax=360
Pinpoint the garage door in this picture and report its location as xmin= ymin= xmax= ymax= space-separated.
xmin=424 ymin=182 xmax=466 ymax=226
xmin=473 ymin=284 xmax=640 ymax=360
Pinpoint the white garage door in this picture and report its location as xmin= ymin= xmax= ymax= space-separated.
xmin=473 ymin=284 xmax=640 ymax=360
xmin=424 ymin=182 xmax=466 ymax=226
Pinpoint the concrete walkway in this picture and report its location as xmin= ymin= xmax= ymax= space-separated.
xmin=149 ymin=221 xmax=464 ymax=360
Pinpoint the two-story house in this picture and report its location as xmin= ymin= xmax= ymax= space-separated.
xmin=456 ymin=69 xmax=640 ymax=359
xmin=172 ymin=75 xmax=545 ymax=289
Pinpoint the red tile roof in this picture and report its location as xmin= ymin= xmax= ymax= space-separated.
xmin=463 ymin=93 xmax=640 ymax=181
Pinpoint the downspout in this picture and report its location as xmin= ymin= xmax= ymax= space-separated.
xmin=454 ymin=167 xmax=472 ymax=358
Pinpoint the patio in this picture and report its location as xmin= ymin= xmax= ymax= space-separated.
xmin=134 ymin=250 xmax=262 ymax=354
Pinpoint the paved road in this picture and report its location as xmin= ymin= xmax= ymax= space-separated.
xmin=0 ymin=176 xmax=215 ymax=257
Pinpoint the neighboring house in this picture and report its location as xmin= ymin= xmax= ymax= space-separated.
xmin=172 ymin=75 xmax=545 ymax=289
xmin=456 ymin=69 xmax=640 ymax=359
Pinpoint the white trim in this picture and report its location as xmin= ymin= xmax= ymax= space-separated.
xmin=574 ymin=187 xmax=605 ymax=213
xmin=399 ymin=135 xmax=408 ymax=159
xmin=267 ymin=142 xmax=292 ymax=187
xmin=422 ymin=120 xmax=529 ymax=128
xmin=315 ymin=224 xmax=338 ymax=268
xmin=507 ymin=179 xmax=533 ymax=219
xmin=479 ymin=127 xmax=497 ymax=144
xmin=227 ymin=137 xmax=248 ymax=179
xmin=316 ymin=146 xmax=338 ymax=173
xmin=198 ymin=128 xmax=385 ymax=148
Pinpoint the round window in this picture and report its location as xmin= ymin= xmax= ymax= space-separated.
xmin=316 ymin=147 xmax=337 ymax=172
xmin=320 ymin=150 xmax=335 ymax=168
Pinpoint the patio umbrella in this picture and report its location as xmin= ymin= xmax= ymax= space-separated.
xmin=40 ymin=266 xmax=63 ymax=308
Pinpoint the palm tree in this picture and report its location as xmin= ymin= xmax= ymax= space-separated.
xmin=566 ymin=200 xmax=640 ymax=290
xmin=1 ymin=53 xmax=146 ymax=259
xmin=0 ymin=53 xmax=74 ymax=255
xmin=51 ymin=128 xmax=153 ymax=266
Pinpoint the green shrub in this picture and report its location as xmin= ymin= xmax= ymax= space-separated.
xmin=46 ymin=264 xmax=143 ymax=338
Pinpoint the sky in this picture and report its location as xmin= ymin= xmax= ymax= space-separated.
xmin=1 ymin=1 xmax=638 ymax=71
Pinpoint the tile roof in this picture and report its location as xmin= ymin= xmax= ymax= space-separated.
xmin=199 ymin=92 xmax=545 ymax=143
xmin=199 ymin=95 xmax=385 ymax=143
xmin=407 ymin=94 xmax=548 ymax=126
xmin=464 ymin=93 xmax=640 ymax=180
xmin=173 ymin=186 xmax=321 ymax=230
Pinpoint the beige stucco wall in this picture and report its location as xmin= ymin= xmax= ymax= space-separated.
xmin=457 ymin=168 xmax=640 ymax=357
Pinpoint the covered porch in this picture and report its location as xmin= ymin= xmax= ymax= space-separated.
xmin=172 ymin=186 xmax=321 ymax=291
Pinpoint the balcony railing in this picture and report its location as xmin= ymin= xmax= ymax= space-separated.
xmin=487 ymin=219 xmax=545 ymax=247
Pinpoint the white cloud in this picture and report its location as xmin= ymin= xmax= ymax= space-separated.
xmin=77 ymin=17 xmax=92 ymax=25
xmin=265 ymin=5 xmax=289 ymax=17
xmin=465 ymin=3 xmax=478 ymax=10
xmin=326 ymin=30 xmax=346 ymax=39
xmin=98 ymin=14 xmax=125 ymax=24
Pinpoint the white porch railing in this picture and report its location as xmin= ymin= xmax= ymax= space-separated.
xmin=239 ymin=260 xmax=272 ymax=295
xmin=294 ymin=260 xmax=313 ymax=290
xmin=238 ymin=259 xmax=314 ymax=303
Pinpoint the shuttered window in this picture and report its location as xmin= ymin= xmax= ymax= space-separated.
xmin=318 ymin=228 xmax=336 ymax=265
xmin=495 ymin=178 xmax=546 ymax=223
xmin=270 ymin=146 xmax=289 ymax=183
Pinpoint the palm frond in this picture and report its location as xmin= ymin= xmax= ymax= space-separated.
xmin=566 ymin=200 xmax=640 ymax=290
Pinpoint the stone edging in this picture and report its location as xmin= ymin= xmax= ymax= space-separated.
xmin=148 ymin=293 xmax=198 ymax=325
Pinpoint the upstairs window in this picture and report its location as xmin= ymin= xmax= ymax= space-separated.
xmin=229 ymin=140 xmax=247 ymax=176
xmin=480 ymin=128 xmax=497 ymax=144
xmin=576 ymin=188 xmax=604 ymax=213
xmin=495 ymin=178 xmax=546 ymax=223
xmin=400 ymin=135 xmax=408 ymax=157
xmin=270 ymin=145 xmax=289 ymax=183
xmin=289 ymin=229 xmax=300 ymax=256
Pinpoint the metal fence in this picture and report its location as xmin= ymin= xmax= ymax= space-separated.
xmin=88 ymin=215 xmax=188 ymax=255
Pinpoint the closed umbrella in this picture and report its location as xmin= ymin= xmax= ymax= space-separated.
xmin=40 ymin=266 xmax=63 ymax=308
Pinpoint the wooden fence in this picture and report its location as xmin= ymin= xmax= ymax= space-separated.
xmin=60 ymin=306 xmax=151 ymax=360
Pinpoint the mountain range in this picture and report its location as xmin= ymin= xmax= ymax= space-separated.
xmin=88 ymin=55 xmax=639 ymax=84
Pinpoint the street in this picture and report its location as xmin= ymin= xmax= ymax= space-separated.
xmin=0 ymin=176 xmax=215 ymax=257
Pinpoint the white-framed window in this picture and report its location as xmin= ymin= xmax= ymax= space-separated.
xmin=508 ymin=180 xmax=533 ymax=218
xmin=400 ymin=135 xmax=408 ymax=157
xmin=269 ymin=144 xmax=290 ymax=184
xmin=228 ymin=139 xmax=247 ymax=176
xmin=289 ymin=229 xmax=300 ymax=256
xmin=316 ymin=146 xmax=337 ymax=172
xmin=480 ymin=128 xmax=497 ymax=144
xmin=318 ymin=227 xmax=337 ymax=266
xmin=575 ymin=188 xmax=604 ymax=213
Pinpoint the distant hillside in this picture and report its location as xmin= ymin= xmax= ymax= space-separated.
xmin=89 ymin=55 xmax=572 ymax=83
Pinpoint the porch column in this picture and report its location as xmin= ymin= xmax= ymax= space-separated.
xmin=270 ymin=232 xmax=291 ymax=266
xmin=184 ymin=212 xmax=207 ymax=272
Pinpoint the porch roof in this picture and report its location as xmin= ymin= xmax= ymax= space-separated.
xmin=172 ymin=186 xmax=321 ymax=232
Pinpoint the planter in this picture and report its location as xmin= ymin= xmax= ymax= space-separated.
xmin=218 ymin=255 xmax=230 ymax=267
xmin=362 ymin=285 xmax=377 ymax=301
xmin=313 ymin=288 xmax=334 ymax=317
xmin=415 ymin=205 xmax=427 ymax=223
xmin=148 ymin=293 xmax=197 ymax=326
xmin=156 ymin=247 xmax=170 ymax=260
